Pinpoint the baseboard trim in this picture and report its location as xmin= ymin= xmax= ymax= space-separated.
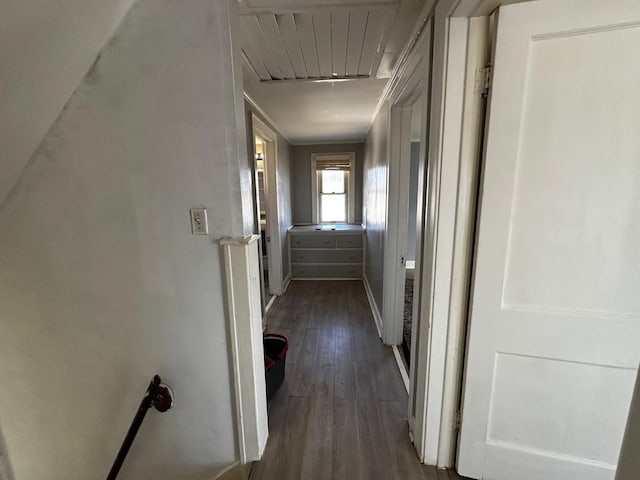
xmin=214 ymin=461 xmax=253 ymax=480
xmin=290 ymin=277 xmax=363 ymax=281
xmin=282 ymin=273 xmax=291 ymax=293
xmin=363 ymin=275 xmax=383 ymax=338
xmin=265 ymin=294 xmax=277 ymax=313
xmin=392 ymin=345 xmax=410 ymax=394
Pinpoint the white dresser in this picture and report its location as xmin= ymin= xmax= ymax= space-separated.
xmin=288 ymin=224 xmax=365 ymax=279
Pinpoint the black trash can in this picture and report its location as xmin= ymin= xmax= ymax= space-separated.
xmin=264 ymin=334 xmax=288 ymax=400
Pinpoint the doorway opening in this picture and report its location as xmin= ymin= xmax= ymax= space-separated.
xmin=251 ymin=114 xmax=285 ymax=314
xmin=401 ymin=96 xmax=424 ymax=370
xmin=254 ymin=135 xmax=273 ymax=307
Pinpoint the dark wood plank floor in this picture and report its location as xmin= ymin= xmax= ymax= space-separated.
xmin=250 ymin=280 xmax=470 ymax=480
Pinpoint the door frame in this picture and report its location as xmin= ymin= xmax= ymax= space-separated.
xmin=251 ymin=115 xmax=284 ymax=296
xmin=383 ymin=60 xmax=429 ymax=347
xmin=380 ymin=7 xmax=434 ymax=462
xmin=387 ymin=0 xmax=527 ymax=468
xmin=436 ymin=14 xmax=492 ymax=468
xmin=381 ymin=1 xmax=433 ymax=345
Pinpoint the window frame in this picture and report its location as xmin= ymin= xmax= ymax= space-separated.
xmin=310 ymin=152 xmax=356 ymax=224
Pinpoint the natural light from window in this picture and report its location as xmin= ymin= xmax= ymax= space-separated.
xmin=319 ymin=170 xmax=347 ymax=222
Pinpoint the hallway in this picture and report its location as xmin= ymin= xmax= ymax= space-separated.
xmin=250 ymin=280 xmax=466 ymax=480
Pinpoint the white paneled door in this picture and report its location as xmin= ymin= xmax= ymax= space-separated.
xmin=457 ymin=1 xmax=640 ymax=479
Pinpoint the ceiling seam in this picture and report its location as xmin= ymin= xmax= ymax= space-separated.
xmin=238 ymin=2 xmax=400 ymax=16
xmin=370 ymin=6 xmax=397 ymax=79
xmin=240 ymin=50 xmax=262 ymax=83
xmin=355 ymin=10 xmax=370 ymax=77
xmin=244 ymin=15 xmax=281 ymax=80
xmin=330 ymin=11 xmax=334 ymax=76
xmin=239 ymin=21 xmax=271 ymax=81
xmin=275 ymin=13 xmax=301 ymax=79
xmin=269 ymin=14 xmax=295 ymax=79
xmin=292 ymin=14 xmax=309 ymax=78
xmin=344 ymin=10 xmax=351 ymax=76
xmin=310 ymin=13 xmax=322 ymax=78
xmin=257 ymin=15 xmax=283 ymax=80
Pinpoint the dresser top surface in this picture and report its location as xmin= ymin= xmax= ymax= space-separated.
xmin=289 ymin=224 xmax=365 ymax=234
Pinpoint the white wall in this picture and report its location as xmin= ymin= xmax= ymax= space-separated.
xmin=0 ymin=0 xmax=252 ymax=478
xmin=276 ymin=137 xmax=293 ymax=281
xmin=0 ymin=0 xmax=136 ymax=206
xmin=362 ymin=105 xmax=390 ymax=312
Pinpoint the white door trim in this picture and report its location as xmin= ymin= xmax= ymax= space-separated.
xmin=220 ymin=235 xmax=268 ymax=463
xmin=404 ymin=0 xmax=511 ymax=467
xmin=382 ymin=103 xmax=412 ymax=346
xmin=438 ymin=15 xmax=492 ymax=468
xmin=381 ymin=13 xmax=434 ymax=462
xmin=252 ymin=115 xmax=284 ymax=295
xmin=381 ymin=11 xmax=432 ymax=347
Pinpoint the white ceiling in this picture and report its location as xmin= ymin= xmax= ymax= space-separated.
xmin=245 ymin=77 xmax=389 ymax=143
xmin=239 ymin=0 xmax=424 ymax=144
xmin=240 ymin=7 xmax=396 ymax=81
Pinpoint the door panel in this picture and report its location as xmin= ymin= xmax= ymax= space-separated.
xmin=457 ymin=1 xmax=640 ymax=479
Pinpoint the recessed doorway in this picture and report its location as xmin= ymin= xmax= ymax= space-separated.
xmin=254 ymin=135 xmax=273 ymax=306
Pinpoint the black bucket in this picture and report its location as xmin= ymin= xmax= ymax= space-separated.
xmin=264 ymin=334 xmax=288 ymax=400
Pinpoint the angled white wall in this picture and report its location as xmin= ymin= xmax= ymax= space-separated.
xmin=0 ymin=0 xmax=252 ymax=478
xmin=0 ymin=0 xmax=137 ymax=206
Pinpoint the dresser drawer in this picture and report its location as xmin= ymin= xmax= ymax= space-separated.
xmin=291 ymin=264 xmax=362 ymax=278
xmin=336 ymin=234 xmax=363 ymax=248
xmin=290 ymin=234 xmax=336 ymax=248
xmin=291 ymin=250 xmax=363 ymax=264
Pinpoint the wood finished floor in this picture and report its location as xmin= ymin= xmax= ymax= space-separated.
xmin=250 ymin=280 xmax=469 ymax=480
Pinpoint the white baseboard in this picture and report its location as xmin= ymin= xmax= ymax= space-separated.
xmin=291 ymin=277 xmax=362 ymax=281
xmin=362 ymin=275 xmax=383 ymax=338
xmin=213 ymin=461 xmax=239 ymax=480
xmin=282 ymin=273 xmax=291 ymax=293
xmin=265 ymin=294 xmax=277 ymax=313
xmin=392 ymin=345 xmax=410 ymax=394
xmin=213 ymin=461 xmax=253 ymax=480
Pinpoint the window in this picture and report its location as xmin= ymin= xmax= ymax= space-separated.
xmin=311 ymin=153 xmax=356 ymax=223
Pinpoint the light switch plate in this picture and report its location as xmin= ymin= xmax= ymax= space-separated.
xmin=190 ymin=208 xmax=208 ymax=235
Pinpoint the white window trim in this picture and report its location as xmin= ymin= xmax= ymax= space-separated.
xmin=310 ymin=152 xmax=356 ymax=224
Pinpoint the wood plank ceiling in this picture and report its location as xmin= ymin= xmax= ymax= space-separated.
xmin=239 ymin=4 xmax=399 ymax=82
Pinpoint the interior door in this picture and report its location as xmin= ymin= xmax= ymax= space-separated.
xmin=457 ymin=1 xmax=640 ymax=479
